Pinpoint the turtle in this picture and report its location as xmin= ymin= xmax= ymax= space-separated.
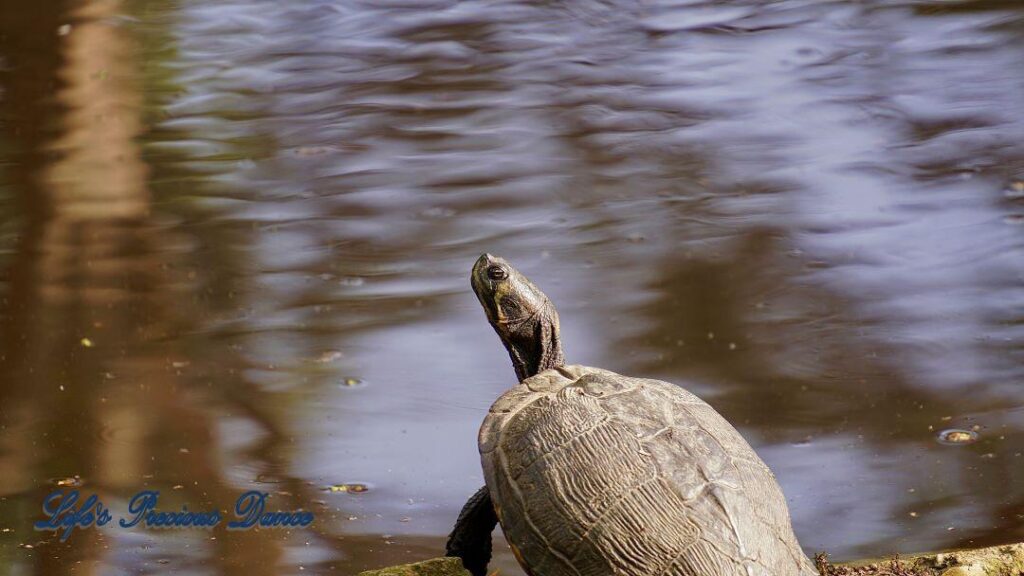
xmin=446 ymin=254 xmax=817 ymax=576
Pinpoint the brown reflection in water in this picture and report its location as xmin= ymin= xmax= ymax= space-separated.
xmin=0 ymin=0 xmax=148 ymax=571
xmin=0 ymin=1 xmax=330 ymax=574
xmin=41 ymin=0 xmax=149 ymax=221
xmin=630 ymin=229 xmax=947 ymax=434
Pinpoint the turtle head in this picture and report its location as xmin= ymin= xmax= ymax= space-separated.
xmin=471 ymin=254 xmax=549 ymax=328
xmin=471 ymin=254 xmax=565 ymax=382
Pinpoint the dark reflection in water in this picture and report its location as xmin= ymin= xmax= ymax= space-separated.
xmin=1 ymin=0 xmax=1023 ymax=573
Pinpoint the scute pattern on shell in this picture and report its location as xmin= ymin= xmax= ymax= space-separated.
xmin=479 ymin=365 xmax=817 ymax=576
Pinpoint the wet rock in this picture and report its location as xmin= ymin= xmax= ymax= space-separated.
xmin=357 ymin=557 xmax=468 ymax=576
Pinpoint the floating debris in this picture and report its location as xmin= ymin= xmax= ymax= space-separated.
xmin=420 ymin=206 xmax=456 ymax=219
xmin=341 ymin=377 xmax=365 ymax=388
xmin=937 ymin=429 xmax=979 ymax=445
xmin=80 ymin=338 xmax=93 ymax=348
xmin=54 ymin=476 xmax=83 ymax=488
xmin=327 ymin=483 xmax=369 ymax=494
xmin=791 ymin=436 xmax=814 ymax=447
xmin=316 ymin=350 xmax=343 ymax=364
xmin=1004 ymin=180 xmax=1024 ymax=199
xmin=295 ymin=146 xmax=333 ymax=156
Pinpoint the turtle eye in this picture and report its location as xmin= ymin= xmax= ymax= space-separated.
xmin=486 ymin=265 xmax=508 ymax=281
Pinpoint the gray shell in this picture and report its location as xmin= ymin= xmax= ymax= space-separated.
xmin=479 ymin=365 xmax=816 ymax=576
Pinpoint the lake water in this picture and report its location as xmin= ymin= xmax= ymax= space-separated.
xmin=0 ymin=0 xmax=1022 ymax=574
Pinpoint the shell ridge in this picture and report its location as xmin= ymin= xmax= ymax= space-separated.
xmin=595 ymin=479 xmax=702 ymax=575
xmin=656 ymin=536 xmax=717 ymax=576
xmin=490 ymin=381 xmax=584 ymax=576
xmin=545 ymin=422 xmax=621 ymax=521
xmin=694 ymin=533 xmax=746 ymax=575
xmin=514 ymin=420 xmax=625 ymax=562
xmin=570 ymin=473 xmax=662 ymax=559
xmin=641 ymin=425 xmax=674 ymax=443
xmin=511 ymin=411 xmax=611 ymax=481
xmin=673 ymin=426 xmax=779 ymax=570
xmin=495 ymin=431 xmax=584 ymax=576
xmin=642 ymin=391 xmax=782 ymax=573
xmin=707 ymin=486 xmax=750 ymax=563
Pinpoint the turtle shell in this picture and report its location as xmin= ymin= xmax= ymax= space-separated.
xmin=479 ymin=365 xmax=816 ymax=576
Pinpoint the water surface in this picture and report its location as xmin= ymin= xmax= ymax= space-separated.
xmin=1 ymin=0 xmax=1023 ymax=574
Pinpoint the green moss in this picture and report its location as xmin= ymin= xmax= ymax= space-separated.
xmin=817 ymin=544 xmax=1024 ymax=576
xmin=358 ymin=557 xmax=469 ymax=576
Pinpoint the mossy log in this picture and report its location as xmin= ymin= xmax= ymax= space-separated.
xmin=359 ymin=543 xmax=1024 ymax=576
xmin=818 ymin=543 xmax=1024 ymax=575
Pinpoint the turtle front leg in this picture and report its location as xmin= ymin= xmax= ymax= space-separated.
xmin=446 ymin=485 xmax=498 ymax=576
